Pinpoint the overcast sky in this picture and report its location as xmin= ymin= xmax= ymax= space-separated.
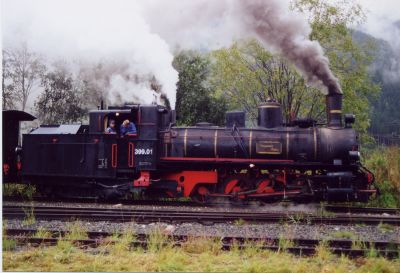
xmin=361 ymin=0 xmax=400 ymax=24
xmin=355 ymin=0 xmax=400 ymax=46
xmin=2 ymin=0 xmax=400 ymax=43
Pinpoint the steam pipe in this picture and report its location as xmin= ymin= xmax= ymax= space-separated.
xmin=171 ymin=110 xmax=176 ymax=125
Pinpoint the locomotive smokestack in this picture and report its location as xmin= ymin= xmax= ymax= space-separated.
xmin=237 ymin=0 xmax=342 ymax=96
xmin=326 ymin=93 xmax=343 ymax=128
xmin=171 ymin=110 xmax=177 ymax=125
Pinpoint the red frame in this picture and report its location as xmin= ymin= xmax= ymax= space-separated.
xmin=160 ymin=157 xmax=293 ymax=163
xmin=161 ymin=171 xmax=218 ymax=197
xmin=134 ymin=171 xmax=150 ymax=187
xmin=128 ymin=143 xmax=134 ymax=167
xmin=111 ymin=144 xmax=118 ymax=168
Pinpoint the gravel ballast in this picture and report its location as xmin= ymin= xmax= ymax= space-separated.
xmin=5 ymin=218 xmax=400 ymax=243
xmin=4 ymin=200 xmax=399 ymax=243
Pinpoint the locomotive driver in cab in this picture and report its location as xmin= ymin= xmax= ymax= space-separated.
xmin=120 ymin=119 xmax=137 ymax=137
xmin=105 ymin=119 xmax=116 ymax=134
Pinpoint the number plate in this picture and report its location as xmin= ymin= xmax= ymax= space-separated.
xmin=256 ymin=141 xmax=282 ymax=155
xmin=135 ymin=148 xmax=153 ymax=155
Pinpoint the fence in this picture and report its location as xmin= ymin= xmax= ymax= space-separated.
xmin=372 ymin=134 xmax=400 ymax=146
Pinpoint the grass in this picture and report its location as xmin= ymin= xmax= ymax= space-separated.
xmin=331 ymin=230 xmax=357 ymax=240
xmin=351 ymin=240 xmax=369 ymax=251
xmin=288 ymin=213 xmax=311 ymax=225
xmin=64 ymin=222 xmax=89 ymax=240
xmin=3 ymin=183 xmax=36 ymax=199
xmin=377 ymin=223 xmax=395 ymax=233
xmin=318 ymin=203 xmax=336 ymax=217
xmin=34 ymin=227 xmax=53 ymax=238
xmin=3 ymin=230 xmax=400 ymax=272
xmin=363 ymin=146 xmax=400 ymax=208
xmin=2 ymin=238 xmax=17 ymax=252
xmin=2 ymin=224 xmax=17 ymax=252
xmin=2 ymin=219 xmax=399 ymax=272
xmin=22 ymin=203 xmax=35 ymax=226
xmin=277 ymin=234 xmax=295 ymax=252
xmin=233 ymin=218 xmax=247 ymax=226
xmin=2 ymin=222 xmax=17 ymax=251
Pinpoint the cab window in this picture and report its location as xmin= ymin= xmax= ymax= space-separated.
xmin=104 ymin=111 xmax=139 ymax=137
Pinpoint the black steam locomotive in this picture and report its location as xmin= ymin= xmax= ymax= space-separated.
xmin=3 ymin=93 xmax=376 ymax=203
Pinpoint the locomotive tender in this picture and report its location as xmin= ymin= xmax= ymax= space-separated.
xmin=3 ymin=93 xmax=376 ymax=202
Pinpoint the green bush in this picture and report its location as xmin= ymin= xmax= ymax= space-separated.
xmin=363 ymin=147 xmax=400 ymax=208
xmin=3 ymin=184 xmax=36 ymax=199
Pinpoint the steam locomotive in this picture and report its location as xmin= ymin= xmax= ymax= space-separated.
xmin=3 ymin=93 xmax=376 ymax=203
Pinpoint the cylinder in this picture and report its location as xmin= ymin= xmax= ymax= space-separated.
xmin=326 ymin=94 xmax=343 ymax=128
xmin=258 ymin=101 xmax=283 ymax=128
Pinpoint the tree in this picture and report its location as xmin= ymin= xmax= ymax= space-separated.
xmin=173 ymin=51 xmax=227 ymax=126
xmin=211 ymin=40 xmax=324 ymax=125
xmin=3 ymin=43 xmax=45 ymax=111
xmin=35 ymin=65 xmax=85 ymax=124
xmin=2 ymin=50 xmax=17 ymax=110
xmin=293 ymin=0 xmax=380 ymax=135
xmin=211 ymin=0 xmax=379 ymax=135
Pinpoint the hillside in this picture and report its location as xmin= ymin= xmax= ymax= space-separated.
xmin=352 ymin=24 xmax=400 ymax=135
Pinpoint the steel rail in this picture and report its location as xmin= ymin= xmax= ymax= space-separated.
xmin=2 ymin=196 xmax=200 ymax=207
xmin=4 ymin=197 xmax=399 ymax=215
xmin=5 ymin=228 xmax=399 ymax=259
xmin=323 ymin=205 xmax=399 ymax=215
xmin=3 ymin=205 xmax=400 ymax=225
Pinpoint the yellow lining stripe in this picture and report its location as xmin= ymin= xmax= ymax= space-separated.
xmin=184 ymin=129 xmax=188 ymax=157
xmin=330 ymin=110 xmax=342 ymax=114
xmin=257 ymin=151 xmax=282 ymax=155
xmin=286 ymin=132 xmax=289 ymax=159
xmin=259 ymin=105 xmax=280 ymax=108
xmin=249 ymin=131 xmax=253 ymax=158
xmin=313 ymin=128 xmax=317 ymax=160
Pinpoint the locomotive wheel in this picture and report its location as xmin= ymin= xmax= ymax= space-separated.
xmin=221 ymin=176 xmax=249 ymax=196
xmin=255 ymin=176 xmax=275 ymax=194
xmin=219 ymin=176 xmax=252 ymax=205
xmin=191 ymin=186 xmax=211 ymax=204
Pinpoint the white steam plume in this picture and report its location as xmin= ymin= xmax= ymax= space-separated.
xmin=3 ymin=0 xmax=341 ymax=110
xmin=2 ymin=0 xmax=178 ymax=108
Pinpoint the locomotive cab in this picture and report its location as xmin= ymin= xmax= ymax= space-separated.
xmin=89 ymin=107 xmax=139 ymax=136
xmin=20 ymin=104 xmax=168 ymax=196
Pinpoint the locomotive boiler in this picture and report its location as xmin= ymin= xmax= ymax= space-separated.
xmin=2 ymin=93 xmax=376 ymax=203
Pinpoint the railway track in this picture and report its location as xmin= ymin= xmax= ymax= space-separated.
xmin=323 ymin=205 xmax=399 ymax=215
xmin=2 ymin=196 xmax=198 ymax=207
xmin=4 ymin=196 xmax=399 ymax=215
xmin=5 ymin=228 xmax=399 ymax=259
xmin=3 ymin=204 xmax=400 ymax=225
